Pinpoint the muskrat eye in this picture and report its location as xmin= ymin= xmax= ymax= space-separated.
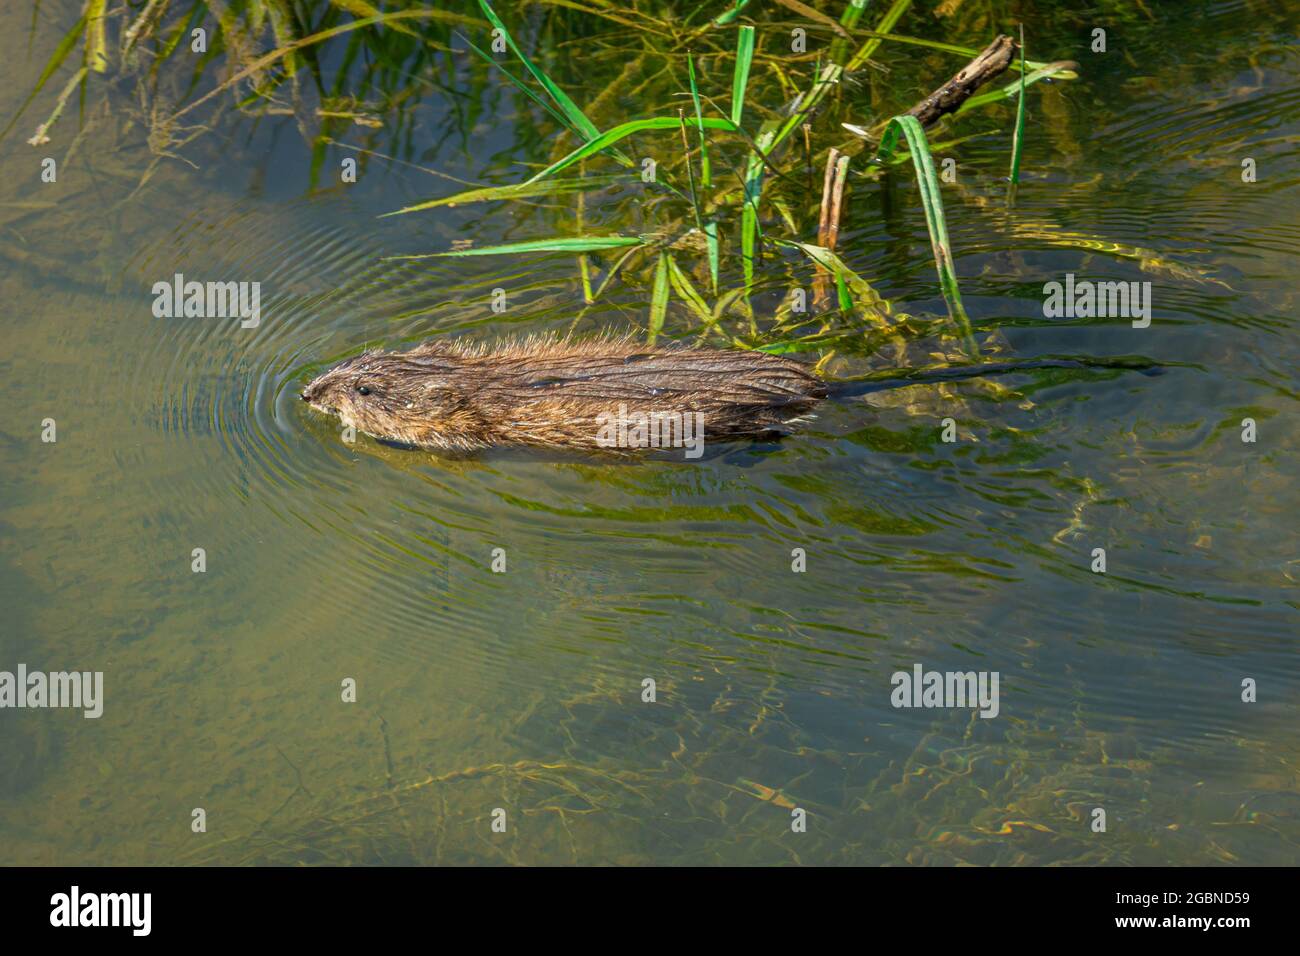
xmin=356 ymin=385 xmax=371 ymax=396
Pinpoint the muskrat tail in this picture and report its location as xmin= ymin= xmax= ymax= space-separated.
xmin=826 ymin=356 xmax=1167 ymax=399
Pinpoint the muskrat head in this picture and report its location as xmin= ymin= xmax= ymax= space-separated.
xmin=301 ymin=351 xmax=391 ymax=434
xmin=301 ymin=347 xmax=474 ymax=448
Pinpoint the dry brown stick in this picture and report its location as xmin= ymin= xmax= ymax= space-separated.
xmin=826 ymin=154 xmax=850 ymax=252
xmin=816 ymin=148 xmax=839 ymax=246
xmin=771 ymin=0 xmax=852 ymax=39
xmin=813 ymin=149 xmax=850 ymax=310
xmin=906 ymin=34 xmax=1017 ymax=128
xmin=802 ymin=122 xmax=814 ymax=197
xmin=813 ymin=147 xmax=840 ymax=309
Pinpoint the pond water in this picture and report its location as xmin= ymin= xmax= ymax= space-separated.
xmin=0 ymin=0 xmax=1295 ymax=864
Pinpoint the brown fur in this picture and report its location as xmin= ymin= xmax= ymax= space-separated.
xmin=302 ymin=335 xmax=828 ymax=452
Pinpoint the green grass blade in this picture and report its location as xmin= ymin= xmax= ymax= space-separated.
xmin=266 ymin=0 xmax=300 ymax=77
xmin=956 ymin=62 xmax=1076 ymax=115
xmin=476 ymin=0 xmax=601 ymax=142
xmin=835 ymin=272 xmax=853 ymax=313
xmin=704 ymin=220 xmax=720 ymax=296
xmin=156 ymin=2 xmax=203 ymax=63
xmin=730 ymin=24 xmax=755 ymax=127
xmin=390 ymin=235 xmax=648 ymax=259
xmin=849 ymin=130 xmax=989 ymax=164
xmin=712 ymin=0 xmax=753 ymax=26
xmin=756 ymin=329 xmax=858 ymax=354
xmin=462 ymin=33 xmax=574 ymax=133
xmin=590 ymin=243 xmax=644 ymax=305
xmin=740 ymin=125 xmax=776 ymax=307
xmin=1008 ymin=28 xmax=1027 ymax=184
xmin=85 ymin=0 xmax=108 ymax=73
xmin=687 ymin=53 xmax=720 ymax=293
xmin=329 ymin=0 xmax=419 ymax=37
xmin=665 ymin=254 xmax=712 ymax=325
xmin=1 ymin=14 xmax=85 ymax=142
xmin=873 ymin=115 xmax=975 ymax=353
xmin=845 ymin=32 xmax=1066 ymax=72
xmin=648 ymin=252 xmax=671 ymax=345
xmin=25 ymin=65 xmax=86 ymax=146
xmin=678 ymin=111 xmax=704 ymax=233
xmin=775 ymin=239 xmax=892 ymax=327
xmin=838 ymin=0 xmax=871 ymax=31
xmin=383 ymin=174 xmax=627 ymax=215
xmin=687 ymin=54 xmax=711 ymax=189
xmin=525 ymin=115 xmax=736 ymax=183
xmin=830 ymin=0 xmax=869 ymax=65
xmin=767 ymin=0 xmax=912 ymax=159
xmin=846 ymin=0 xmax=913 ymax=71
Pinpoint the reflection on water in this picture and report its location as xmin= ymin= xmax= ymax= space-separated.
xmin=0 ymin=0 xmax=1296 ymax=865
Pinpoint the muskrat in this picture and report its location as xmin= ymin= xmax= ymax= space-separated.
xmin=301 ymin=335 xmax=1161 ymax=454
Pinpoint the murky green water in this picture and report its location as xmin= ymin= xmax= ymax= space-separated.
xmin=1 ymin=0 xmax=1296 ymax=865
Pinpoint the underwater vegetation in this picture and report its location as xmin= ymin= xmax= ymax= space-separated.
xmin=3 ymin=1 xmax=1295 ymax=869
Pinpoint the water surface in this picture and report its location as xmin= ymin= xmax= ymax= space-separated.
xmin=0 ymin=0 xmax=1296 ymax=865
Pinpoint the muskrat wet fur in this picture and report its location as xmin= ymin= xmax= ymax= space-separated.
xmin=301 ymin=336 xmax=828 ymax=452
